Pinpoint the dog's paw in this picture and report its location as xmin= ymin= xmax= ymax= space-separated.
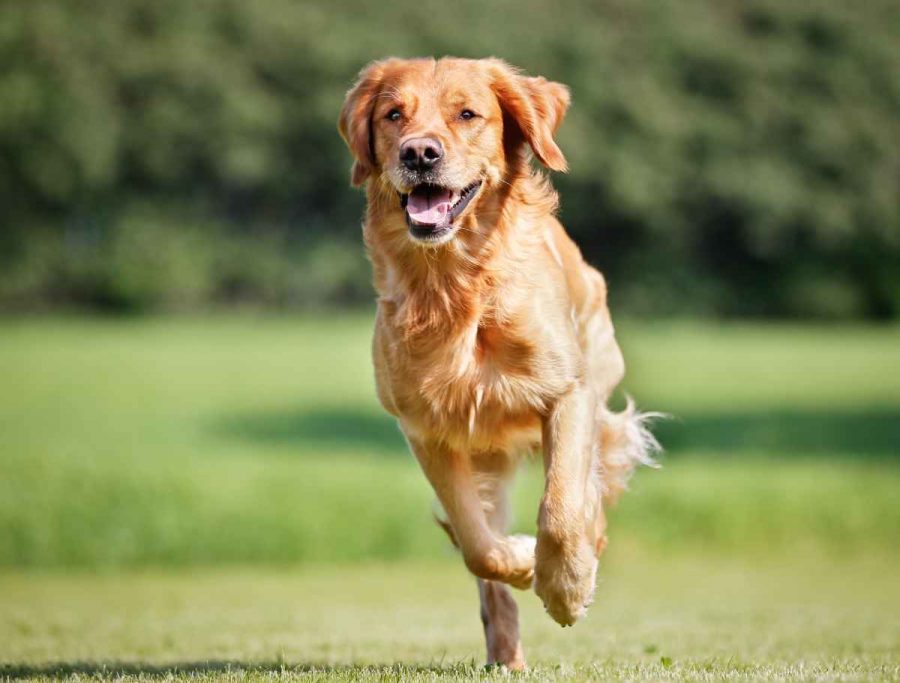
xmin=465 ymin=534 xmax=536 ymax=589
xmin=504 ymin=534 xmax=537 ymax=590
xmin=533 ymin=534 xmax=598 ymax=626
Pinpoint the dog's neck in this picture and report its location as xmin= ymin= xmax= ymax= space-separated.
xmin=363 ymin=160 xmax=557 ymax=337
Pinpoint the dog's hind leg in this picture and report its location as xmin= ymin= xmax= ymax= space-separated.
xmin=478 ymin=578 xmax=525 ymax=670
xmin=474 ymin=453 xmax=525 ymax=671
xmin=432 ymin=452 xmax=527 ymax=670
xmin=475 ymin=455 xmax=526 ymax=670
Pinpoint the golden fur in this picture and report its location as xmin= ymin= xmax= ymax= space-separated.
xmin=339 ymin=56 xmax=657 ymax=670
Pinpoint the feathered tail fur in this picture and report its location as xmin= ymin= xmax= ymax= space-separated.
xmin=597 ymin=398 xmax=663 ymax=504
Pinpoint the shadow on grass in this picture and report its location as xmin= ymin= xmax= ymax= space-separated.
xmin=0 ymin=661 xmax=474 ymax=679
xmin=655 ymin=408 xmax=900 ymax=457
xmin=213 ymin=408 xmax=407 ymax=456
xmin=213 ymin=406 xmax=900 ymax=458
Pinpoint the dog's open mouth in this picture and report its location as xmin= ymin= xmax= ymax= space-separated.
xmin=400 ymin=181 xmax=482 ymax=241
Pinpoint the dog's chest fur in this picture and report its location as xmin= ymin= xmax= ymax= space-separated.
xmin=375 ymin=298 xmax=574 ymax=453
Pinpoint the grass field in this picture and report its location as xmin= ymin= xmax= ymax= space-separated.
xmin=1 ymin=315 xmax=899 ymax=679
xmin=2 ymin=553 xmax=899 ymax=681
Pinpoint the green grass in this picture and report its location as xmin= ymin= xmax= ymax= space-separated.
xmin=2 ymin=315 xmax=899 ymax=679
xmin=1 ymin=315 xmax=899 ymax=568
xmin=2 ymin=553 xmax=898 ymax=680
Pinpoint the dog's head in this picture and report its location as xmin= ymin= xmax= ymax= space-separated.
xmin=338 ymin=57 xmax=569 ymax=246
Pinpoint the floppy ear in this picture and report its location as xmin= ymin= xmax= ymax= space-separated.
xmin=488 ymin=60 xmax=570 ymax=172
xmin=338 ymin=61 xmax=387 ymax=186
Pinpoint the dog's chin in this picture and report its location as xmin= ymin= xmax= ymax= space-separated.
xmin=399 ymin=180 xmax=482 ymax=246
xmin=406 ymin=220 xmax=460 ymax=247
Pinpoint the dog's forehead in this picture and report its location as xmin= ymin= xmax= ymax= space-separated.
xmin=383 ymin=58 xmax=494 ymax=104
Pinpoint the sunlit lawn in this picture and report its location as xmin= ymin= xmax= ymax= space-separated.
xmin=2 ymin=552 xmax=899 ymax=681
xmin=0 ymin=315 xmax=898 ymax=679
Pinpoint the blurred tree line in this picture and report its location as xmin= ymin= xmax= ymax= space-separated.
xmin=1 ymin=0 xmax=898 ymax=318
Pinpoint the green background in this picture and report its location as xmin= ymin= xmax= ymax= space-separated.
xmin=2 ymin=316 xmax=897 ymax=568
xmin=2 ymin=0 xmax=899 ymax=318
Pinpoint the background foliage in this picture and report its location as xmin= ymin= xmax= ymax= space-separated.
xmin=1 ymin=0 xmax=899 ymax=317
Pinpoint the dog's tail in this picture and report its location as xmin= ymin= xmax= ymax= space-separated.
xmin=597 ymin=398 xmax=663 ymax=504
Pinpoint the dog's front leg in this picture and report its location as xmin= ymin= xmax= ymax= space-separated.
xmin=408 ymin=437 xmax=535 ymax=589
xmin=535 ymin=382 xmax=599 ymax=626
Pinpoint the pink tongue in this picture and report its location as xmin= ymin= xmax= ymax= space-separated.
xmin=406 ymin=187 xmax=452 ymax=225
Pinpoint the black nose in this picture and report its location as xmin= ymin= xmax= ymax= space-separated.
xmin=400 ymin=137 xmax=443 ymax=172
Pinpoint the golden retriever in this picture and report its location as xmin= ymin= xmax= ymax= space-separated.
xmin=339 ymin=57 xmax=658 ymax=670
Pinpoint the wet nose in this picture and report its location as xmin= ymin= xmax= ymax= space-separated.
xmin=399 ymin=137 xmax=443 ymax=172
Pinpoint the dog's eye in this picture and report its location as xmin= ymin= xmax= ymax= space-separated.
xmin=385 ymin=109 xmax=402 ymax=122
xmin=459 ymin=109 xmax=478 ymax=121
